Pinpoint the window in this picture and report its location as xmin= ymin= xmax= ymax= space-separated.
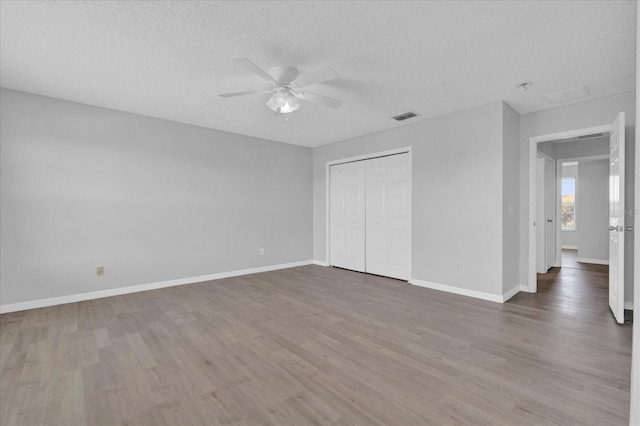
xmin=561 ymin=177 xmax=576 ymax=230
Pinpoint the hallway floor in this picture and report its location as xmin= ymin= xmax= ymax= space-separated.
xmin=511 ymin=249 xmax=629 ymax=323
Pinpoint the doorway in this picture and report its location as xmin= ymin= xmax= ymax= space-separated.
xmin=528 ymin=113 xmax=627 ymax=323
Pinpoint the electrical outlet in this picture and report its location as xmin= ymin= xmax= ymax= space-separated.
xmin=96 ymin=266 xmax=104 ymax=276
xmin=456 ymin=263 xmax=462 ymax=271
xmin=260 ymin=248 xmax=265 ymax=255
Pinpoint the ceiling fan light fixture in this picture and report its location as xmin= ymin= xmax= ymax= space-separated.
xmin=220 ymin=58 xmax=342 ymax=113
xmin=266 ymin=87 xmax=300 ymax=114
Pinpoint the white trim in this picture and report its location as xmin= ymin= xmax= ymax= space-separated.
xmin=0 ymin=260 xmax=313 ymax=314
xmin=325 ymin=146 xmax=413 ymax=276
xmin=625 ymin=301 xmax=634 ymax=310
xmin=561 ymin=154 xmax=609 ymax=162
xmin=556 ymin=159 xmax=563 ymax=267
xmin=409 ymin=278 xmax=509 ymax=304
xmin=519 ymin=284 xmax=534 ymax=293
xmin=562 ymin=245 xmax=578 ymax=250
xmin=312 ymin=260 xmax=329 ymax=267
xmin=502 ymin=285 xmax=521 ymax=303
xmin=528 ymin=123 xmax=613 ymax=293
xmin=529 ymin=125 xmax=613 ymax=144
xmin=577 ymin=257 xmax=609 ymax=266
xmin=633 ymin=10 xmax=640 ymax=423
xmin=325 ymin=147 xmax=413 ymax=168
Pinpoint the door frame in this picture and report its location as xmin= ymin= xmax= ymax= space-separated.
xmin=326 ymin=146 xmax=413 ymax=276
xmin=527 ymin=124 xmax=613 ymax=292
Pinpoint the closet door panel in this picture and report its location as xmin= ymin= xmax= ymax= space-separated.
xmin=345 ymin=161 xmax=365 ymax=272
xmin=386 ymin=153 xmax=411 ymax=280
xmin=329 ymin=163 xmax=347 ymax=268
xmin=366 ymin=157 xmax=387 ymax=276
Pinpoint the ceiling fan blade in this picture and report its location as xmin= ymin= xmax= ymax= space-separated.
xmin=232 ymin=58 xmax=277 ymax=84
xmin=293 ymin=67 xmax=339 ymax=88
xmin=218 ymin=89 xmax=273 ymax=98
xmin=293 ymin=91 xmax=342 ymax=109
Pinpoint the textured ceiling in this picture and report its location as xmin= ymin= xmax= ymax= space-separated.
xmin=0 ymin=1 xmax=636 ymax=147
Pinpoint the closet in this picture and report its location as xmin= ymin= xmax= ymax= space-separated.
xmin=329 ymin=152 xmax=411 ymax=280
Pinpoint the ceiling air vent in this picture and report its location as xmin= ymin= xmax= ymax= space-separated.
xmin=392 ymin=111 xmax=419 ymax=121
xmin=545 ymin=86 xmax=590 ymax=103
xmin=578 ymin=133 xmax=604 ymax=140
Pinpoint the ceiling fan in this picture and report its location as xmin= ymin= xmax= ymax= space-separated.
xmin=219 ymin=58 xmax=343 ymax=114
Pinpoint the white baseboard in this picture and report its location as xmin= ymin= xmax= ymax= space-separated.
xmin=0 ymin=260 xmax=313 ymax=314
xmin=502 ymin=285 xmax=521 ymax=302
xmin=562 ymin=245 xmax=578 ymax=250
xmin=577 ymin=257 xmax=609 ymax=265
xmin=312 ymin=260 xmax=329 ymax=267
xmin=519 ymin=284 xmax=535 ymax=293
xmin=409 ymin=278 xmax=510 ymax=303
xmin=625 ymin=302 xmax=634 ymax=310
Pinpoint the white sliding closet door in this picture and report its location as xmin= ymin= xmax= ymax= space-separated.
xmin=386 ymin=153 xmax=411 ymax=280
xmin=345 ymin=161 xmax=366 ymax=271
xmin=329 ymin=163 xmax=347 ymax=268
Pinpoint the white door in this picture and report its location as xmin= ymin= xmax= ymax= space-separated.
xmin=386 ymin=153 xmax=411 ymax=280
xmin=608 ymin=112 xmax=625 ymax=324
xmin=545 ymin=156 xmax=556 ymax=270
xmin=365 ymin=153 xmax=411 ymax=280
xmin=345 ymin=161 xmax=365 ymax=272
xmin=329 ymin=163 xmax=347 ymax=268
xmin=365 ymin=157 xmax=387 ymax=276
xmin=536 ymin=155 xmax=547 ymax=273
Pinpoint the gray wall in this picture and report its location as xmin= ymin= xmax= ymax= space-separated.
xmin=561 ymin=164 xmax=579 ymax=248
xmin=537 ymin=142 xmax=555 ymax=158
xmin=538 ymin=137 xmax=609 ymax=160
xmin=314 ymin=102 xmax=507 ymax=296
xmin=577 ymin=159 xmax=609 ymax=262
xmin=3 ymin=87 xmax=634 ymax=307
xmin=555 ymin=137 xmax=609 ymax=159
xmin=519 ymin=91 xmax=635 ymax=306
xmin=0 ymin=89 xmax=313 ymax=305
xmin=502 ymin=103 xmax=520 ymax=293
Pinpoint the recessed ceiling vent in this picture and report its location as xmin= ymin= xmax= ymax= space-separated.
xmin=578 ymin=133 xmax=604 ymax=140
xmin=392 ymin=111 xmax=419 ymax=121
xmin=545 ymin=86 xmax=590 ymax=103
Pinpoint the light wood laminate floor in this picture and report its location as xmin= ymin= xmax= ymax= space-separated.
xmin=1 ymin=264 xmax=632 ymax=425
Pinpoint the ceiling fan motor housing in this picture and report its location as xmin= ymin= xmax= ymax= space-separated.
xmin=269 ymin=66 xmax=299 ymax=84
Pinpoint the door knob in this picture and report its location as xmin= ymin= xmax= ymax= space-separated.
xmin=608 ymin=226 xmax=617 ymax=231
xmin=547 ymin=219 xmax=553 ymax=223
xmin=626 ymin=226 xmax=634 ymax=232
